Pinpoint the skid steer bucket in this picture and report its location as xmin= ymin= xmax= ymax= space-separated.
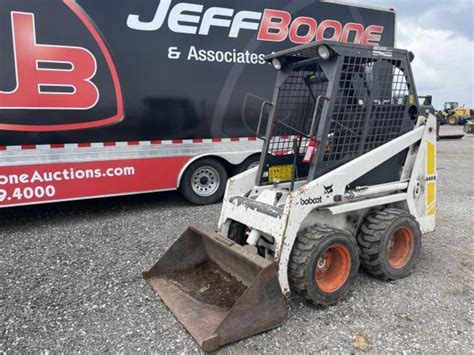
xmin=143 ymin=225 xmax=287 ymax=352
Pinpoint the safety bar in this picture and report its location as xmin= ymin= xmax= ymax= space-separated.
xmin=257 ymin=101 xmax=273 ymax=140
xmin=309 ymin=95 xmax=330 ymax=138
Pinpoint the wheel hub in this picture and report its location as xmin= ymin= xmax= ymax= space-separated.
xmin=191 ymin=166 xmax=221 ymax=197
xmin=315 ymin=244 xmax=351 ymax=293
xmin=317 ymin=257 xmax=327 ymax=269
xmin=387 ymin=227 xmax=415 ymax=269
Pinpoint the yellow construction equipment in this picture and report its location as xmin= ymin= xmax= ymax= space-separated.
xmin=440 ymin=102 xmax=473 ymax=125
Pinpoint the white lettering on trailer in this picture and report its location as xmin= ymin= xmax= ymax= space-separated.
xmin=186 ymin=47 xmax=266 ymax=64
xmin=31 ymin=170 xmax=43 ymax=183
xmin=126 ymin=1 xmax=386 ymax=46
xmin=168 ymin=47 xmax=181 ymax=59
xmin=126 ymin=0 xmax=171 ymax=31
xmin=0 ymin=185 xmax=56 ymax=202
xmin=229 ymin=11 xmax=262 ymax=38
xmin=199 ymin=7 xmax=233 ymax=36
xmin=0 ymin=167 xmax=136 ymax=186
xmin=127 ymin=1 xmax=262 ymax=38
xmin=168 ymin=3 xmax=203 ymax=34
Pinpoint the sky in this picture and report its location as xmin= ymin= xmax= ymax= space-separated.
xmin=344 ymin=0 xmax=474 ymax=109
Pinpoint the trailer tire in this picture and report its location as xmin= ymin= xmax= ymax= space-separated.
xmin=179 ymin=158 xmax=228 ymax=205
xmin=357 ymin=208 xmax=421 ymax=280
xmin=289 ymin=225 xmax=359 ymax=306
xmin=234 ymin=155 xmax=260 ymax=175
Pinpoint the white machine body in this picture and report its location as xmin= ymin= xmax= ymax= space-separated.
xmin=218 ymin=114 xmax=437 ymax=295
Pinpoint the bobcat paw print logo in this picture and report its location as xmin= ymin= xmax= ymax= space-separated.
xmin=0 ymin=0 xmax=124 ymax=131
xmin=324 ymin=184 xmax=334 ymax=195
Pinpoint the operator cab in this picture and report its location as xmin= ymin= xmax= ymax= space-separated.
xmin=257 ymin=41 xmax=419 ymax=190
xmin=444 ymin=102 xmax=459 ymax=111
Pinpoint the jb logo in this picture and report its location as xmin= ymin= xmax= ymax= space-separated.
xmin=0 ymin=0 xmax=123 ymax=132
xmin=0 ymin=12 xmax=99 ymax=110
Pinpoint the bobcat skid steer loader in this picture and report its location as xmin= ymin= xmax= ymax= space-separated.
xmin=144 ymin=41 xmax=437 ymax=352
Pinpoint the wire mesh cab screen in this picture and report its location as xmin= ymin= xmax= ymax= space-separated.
xmin=259 ymin=41 xmax=418 ymax=186
xmin=260 ymin=65 xmax=328 ymax=184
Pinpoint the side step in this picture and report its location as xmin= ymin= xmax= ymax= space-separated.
xmin=143 ymin=225 xmax=288 ymax=352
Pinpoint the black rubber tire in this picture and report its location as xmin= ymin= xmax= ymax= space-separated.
xmin=357 ymin=208 xmax=422 ymax=280
xmin=228 ymin=220 xmax=248 ymax=245
xmin=179 ymin=158 xmax=228 ymax=205
xmin=289 ymin=225 xmax=360 ymax=306
xmin=448 ymin=116 xmax=459 ymax=126
xmin=234 ymin=155 xmax=260 ymax=175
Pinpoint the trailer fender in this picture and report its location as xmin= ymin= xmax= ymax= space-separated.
xmin=176 ymin=151 xmax=260 ymax=187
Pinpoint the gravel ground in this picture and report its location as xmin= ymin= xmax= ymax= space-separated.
xmin=1 ymin=126 xmax=473 ymax=353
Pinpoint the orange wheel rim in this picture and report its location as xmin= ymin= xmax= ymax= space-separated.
xmin=387 ymin=227 xmax=415 ymax=269
xmin=315 ymin=244 xmax=351 ymax=293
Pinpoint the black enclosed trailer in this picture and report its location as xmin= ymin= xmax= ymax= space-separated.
xmin=0 ymin=0 xmax=396 ymax=207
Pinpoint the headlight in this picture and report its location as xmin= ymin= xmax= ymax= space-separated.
xmin=317 ymin=45 xmax=331 ymax=60
xmin=271 ymin=58 xmax=282 ymax=70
